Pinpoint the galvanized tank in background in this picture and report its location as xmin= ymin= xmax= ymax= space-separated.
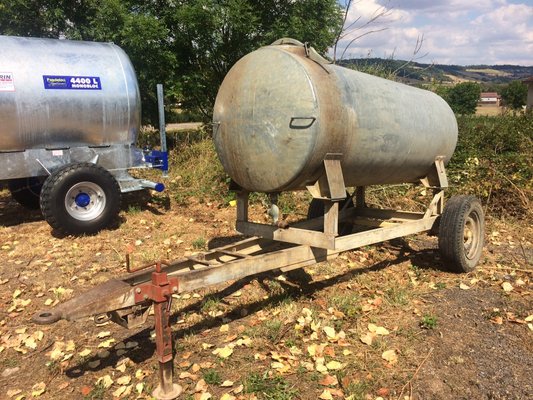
xmin=213 ymin=39 xmax=458 ymax=193
xmin=0 ymin=35 xmax=140 ymax=152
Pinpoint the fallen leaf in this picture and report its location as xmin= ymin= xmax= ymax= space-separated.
xmin=319 ymin=374 xmax=339 ymax=386
xmin=112 ymin=385 xmax=127 ymax=398
xmin=116 ymin=363 xmax=127 ymax=373
xmin=220 ymin=394 xmax=236 ymax=400
xmin=191 ymin=363 xmax=201 ymax=373
xmin=81 ymin=386 xmax=92 ymax=396
xmin=49 ymin=346 xmax=64 ymax=361
xmin=319 ymin=389 xmax=334 ymax=399
xmin=220 ymin=324 xmax=229 ymax=333
xmin=195 ymin=393 xmax=212 ymax=400
xmin=24 ymin=337 xmax=37 ymax=350
xmin=382 ymin=349 xmax=398 ymax=364
xmin=96 ymin=375 xmax=114 ymax=389
xmin=326 ymin=360 xmax=343 ymax=370
xmin=360 ymin=332 xmax=375 ymax=346
xmin=179 ymin=372 xmax=198 ymax=380
xmin=98 ymin=339 xmax=115 ymax=348
xmin=502 ymin=282 xmax=513 ymax=292
xmin=271 ymin=361 xmax=290 ymax=373
xmin=79 ymin=349 xmax=91 ymax=357
xmin=212 ymin=346 xmax=233 ymax=358
xmin=65 ymin=340 xmax=75 ymax=352
xmin=97 ymin=331 xmax=111 ymax=339
xmin=195 ymin=379 xmax=208 ymax=393
xmin=116 ymin=375 xmax=131 ymax=385
xmin=459 ymin=283 xmax=470 ymax=290
xmin=368 ymin=324 xmax=390 ymax=335
xmin=323 ymin=326 xmax=336 ymax=339
xmin=136 ymin=382 xmax=144 ymax=394
xmin=6 ymin=389 xmax=22 ymax=398
xmin=221 ymin=380 xmax=234 ymax=387
xmin=31 ymin=382 xmax=46 ymax=397
xmin=135 ymin=369 xmax=149 ymax=380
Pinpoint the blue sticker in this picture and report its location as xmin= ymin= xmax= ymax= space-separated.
xmin=43 ymin=75 xmax=102 ymax=90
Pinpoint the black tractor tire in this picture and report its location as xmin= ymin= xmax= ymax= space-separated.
xmin=40 ymin=163 xmax=121 ymax=235
xmin=8 ymin=177 xmax=44 ymax=209
xmin=307 ymin=195 xmax=354 ymax=235
xmin=438 ymin=195 xmax=484 ymax=273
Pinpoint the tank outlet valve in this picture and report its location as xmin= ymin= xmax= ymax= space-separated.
xmin=140 ymin=180 xmax=165 ymax=192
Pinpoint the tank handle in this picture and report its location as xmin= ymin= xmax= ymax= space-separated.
xmin=271 ymin=38 xmax=305 ymax=47
xmin=271 ymin=37 xmax=331 ymax=67
xmin=289 ymin=117 xmax=316 ymax=130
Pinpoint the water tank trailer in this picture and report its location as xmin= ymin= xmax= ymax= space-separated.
xmin=0 ymin=35 xmax=167 ymax=234
xmin=213 ymin=39 xmax=484 ymax=274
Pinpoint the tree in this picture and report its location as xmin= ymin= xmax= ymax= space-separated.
xmin=0 ymin=0 xmax=177 ymax=124
xmin=170 ymin=0 xmax=343 ymax=117
xmin=444 ymin=82 xmax=481 ymax=115
xmin=501 ymin=81 xmax=527 ymax=110
xmin=0 ymin=0 xmax=342 ymax=123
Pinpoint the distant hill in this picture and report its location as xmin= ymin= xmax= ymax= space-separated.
xmin=340 ymin=58 xmax=533 ymax=86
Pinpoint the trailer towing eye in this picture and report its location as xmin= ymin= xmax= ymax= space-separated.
xmin=134 ymin=261 xmax=182 ymax=400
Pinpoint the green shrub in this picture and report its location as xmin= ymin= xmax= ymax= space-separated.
xmin=448 ymin=114 xmax=532 ymax=218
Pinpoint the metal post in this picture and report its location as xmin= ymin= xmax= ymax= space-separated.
xmin=356 ymin=187 xmax=366 ymax=208
xmin=157 ymin=84 xmax=168 ymax=177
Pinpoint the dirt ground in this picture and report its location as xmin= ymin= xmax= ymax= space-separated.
xmin=0 ymin=188 xmax=531 ymax=400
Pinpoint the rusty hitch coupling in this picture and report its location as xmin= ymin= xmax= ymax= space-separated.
xmin=32 ymin=259 xmax=182 ymax=400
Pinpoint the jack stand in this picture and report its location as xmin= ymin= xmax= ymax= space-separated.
xmin=135 ymin=262 xmax=182 ymax=400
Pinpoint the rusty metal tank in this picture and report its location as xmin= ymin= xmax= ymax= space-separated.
xmin=213 ymin=39 xmax=458 ymax=193
xmin=0 ymin=35 xmax=140 ymax=152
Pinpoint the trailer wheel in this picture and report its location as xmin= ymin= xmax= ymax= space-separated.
xmin=40 ymin=163 xmax=121 ymax=234
xmin=438 ymin=195 xmax=484 ymax=273
xmin=307 ymin=196 xmax=354 ymax=235
xmin=8 ymin=177 xmax=44 ymax=209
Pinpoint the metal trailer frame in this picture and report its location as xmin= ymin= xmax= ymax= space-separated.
xmin=33 ymin=156 xmax=480 ymax=399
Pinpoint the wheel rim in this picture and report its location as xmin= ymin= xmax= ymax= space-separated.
xmin=65 ymin=182 xmax=106 ymax=221
xmin=463 ymin=211 xmax=481 ymax=260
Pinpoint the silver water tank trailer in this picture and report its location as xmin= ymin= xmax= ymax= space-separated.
xmin=213 ymin=39 xmax=457 ymax=193
xmin=0 ymin=35 xmax=166 ymax=234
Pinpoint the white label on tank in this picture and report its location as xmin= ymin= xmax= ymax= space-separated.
xmin=0 ymin=72 xmax=15 ymax=92
xmin=52 ymin=150 xmax=63 ymax=156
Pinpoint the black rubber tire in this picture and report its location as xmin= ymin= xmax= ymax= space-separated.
xmin=40 ymin=163 xmax=121 ymax=235
xmin=8 ymin=177 xmax=44 ymax=209
xmin=307 ymin=195 xmax=354 ymax=235
xmin=438 ymin=195 xmax=484 ymax=273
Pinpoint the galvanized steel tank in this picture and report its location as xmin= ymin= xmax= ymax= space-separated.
xmin=213 ymin=39 xmax=458 ymax=193
xmin=0 ymin=35 xmax=140 ymax=151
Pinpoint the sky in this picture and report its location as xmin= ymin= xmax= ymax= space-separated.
xmin=333 ymin=0 xmax=533 ymax=66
